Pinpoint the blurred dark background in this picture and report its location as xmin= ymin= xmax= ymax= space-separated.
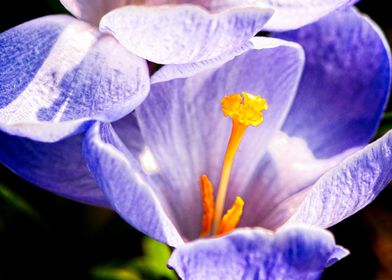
xmin=0 ymin=1 xmax=392 ymax=279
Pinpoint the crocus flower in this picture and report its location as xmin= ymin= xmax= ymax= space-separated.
xmin=0 ymin=0 xmax=362 ymax=204
xmin=81 ymin=8 xmax=391 ymax=279
xmin=0 ymin=5 xmax=390 ymax=280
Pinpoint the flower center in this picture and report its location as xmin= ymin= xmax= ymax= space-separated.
xmin=200 ymin=92 xmax=268 ymax=237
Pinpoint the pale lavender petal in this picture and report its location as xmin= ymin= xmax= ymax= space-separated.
xmin=327 ymin=246 xmax=350 ymax=267
xmin=151 ymin=36 xmax=302 ymax=84
xmin=169 ymin=225 xmax=347 ymax=280
xmin=61 ymin=0 xmax=358 ymax=31
xmin=262 ymin=0 xmax=355 ymax=31
xmin=60 ymin=0 xmax=209 ymax=26
xmin=0 ymin=15 xmax=149 ymax=142
xmin=240 ymin=131 xmax=355 ymax=229
xmin=60 ymin=0 xmax=132 ymax=25
xmin=136 ymin=37 xmax=304 ymax=240
xmin=151 ymin=41 xmax=253 ymax=84
xmin=276 ymin=8 xmax=391 ymax=159
xmin=288 ymin=131 xmax=392 ymax=228
xmin=99 ymin=5 xmax=273 ymax=64
xmin=112 ymin=112 xmax=144 ymax=156
xmin=207 ymin=0 xmax=358 ymax=31
xmin=0 ymin=130 xmax=108 ymax=207
xmin=83 ymin=121 xmax=183 ymax=247
xmin=239 ymin=8 xmax=391 ymax=230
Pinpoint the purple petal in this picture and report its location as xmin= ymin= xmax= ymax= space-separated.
xmin=244 ymin=0 xmax=358 ymax=31
xmin=151 ymin=40 xmax=253 ymax=84
xmin=0 ymin=130 xmax=108 ymax=207
xmin=169 ymin=224 xmax=348 ymax=280
xmin=276 ymin=8 xmax=391 ymax=159
xmin=151 ymin=36 xmax=303 ymax=84
xmin=0 ymin=15 xmax=149 ymax=142
xmin=288 ymin=131 xmax=392 ymax=228
xmin=61 ymin=0 xmax=358 ymax=31
xmin=239 ymin=8 xmax=391 ymax=230
xmin=60 ymin=0 xmax=210 ymax=25
xmin=83 ymin=121 xmax=183 ymax=247
xmin=112 ymin=112 xmax=144 ymax=156
xmin=99 ymin=5 xmax=273 ymax=64
xmin=240 ymin=131 xmax=354 ymax=229
xmin=60 ymin=0 xmax=132 ymax=25
xmin=207 ymin=0 xmax=357 ymax=31
xmin=327 ymin=246 xmax=350 ymax=267
xmin=136 ymin=37 xmax=304 ymax=240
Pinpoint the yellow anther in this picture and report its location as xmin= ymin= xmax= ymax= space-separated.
xmin=216 ymin=197 xmax=244 ymax=236
xmin=221 ymin=92 xmax=268 ymax=127
xmin=200 ymin=175 xmax=214 ymax=237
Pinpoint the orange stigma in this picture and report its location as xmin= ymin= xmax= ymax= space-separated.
xmin=217 ymin=197 xmax=244 ymax=236
xmin=199 ymin=92 xmax=268 ymax=237
xmin=200 ymin=175 xmax=214 ymax=237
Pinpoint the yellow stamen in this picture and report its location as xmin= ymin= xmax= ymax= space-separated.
xmin=217 ymin=197 xmax=244 ymax=236
xmin=221 ymin=92 xmax=268 ymax=127
xmin=200 ymin=175 xmax=214 ymax=237
xmin=213 ymin=92 xmax=267 ymax=234
xmin=212 ymin=119 xmax=246 ymax=233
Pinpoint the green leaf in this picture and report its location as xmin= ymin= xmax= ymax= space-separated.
xmin=129 ymin=237 xmax=177 ymax=280
xmin=0 ymin=183 xmax=42 ymax=222
xmin=90 ymin=237 xmax=177 ymax=280
xmin=90 ymin=266 xmax=141 ymax=280
xmin=377 ymin=111 xmax=392 ymax=138
xmin=382 ymin=111 xmax=392 ymax=120
xmin=45 ymin=0 xmax=68 ymax=13
xmin=143 ymin=236 xmax=172 ymax=264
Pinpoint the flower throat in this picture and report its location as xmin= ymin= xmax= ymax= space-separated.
xmin=200 ymin=92 xmax=268 ymax=237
